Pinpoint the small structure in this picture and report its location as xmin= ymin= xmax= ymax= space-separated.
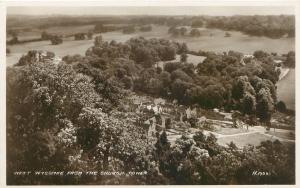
xmin=74 ymin=33 xmax=86 ymax=40
xmin=186 ymin=107 xmax=197 ymax=119
xmin=274 ymin=59 xmax=282 ymax=67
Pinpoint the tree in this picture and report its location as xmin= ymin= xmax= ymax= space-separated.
xmin=284 ymin=51 xmax=295 ymax=68
xmin=191 ymin=20 xmax=204 ymax=28
xmin=177 ymin=43 xmax=188 ymax=54
xmin=171 ymin=69 xmax=193 ymax=83
xmin=7 ymin=62 xmax=100 ymax=184
xmin=123 ymin=25 xmax=135 ymax=34
xmin=232 ymin=76 xmax=255 ymax=100
xmin=162 ymin=46 xmax=176 ymax=61
xmin=276 ymin=101 xmax=287 ymax=113
xmin=94 ymin=35 xmax=103 ymax=47
xmin=256 ymin=88 xmax=274 ymax=129
xmin=253 ymin=50 xmax=269 ymax=59
xmin=180 ymin=53 xmax=188 ymax=62
xmin=155 ymin=131 xmax=170 ymax=160
xmin=87 ymin=31 xmax=93 ymax=40
xmin=41 ymin=31 xmax=51 ymax=40
xmin=94 ymin=23 xmax=106 ymax=33
xmin=133 ymin=47 xmax=158 ymax=68
xmin=224 ymin=32 xmax=231 ymax=37
xmin=180 ymin=27 xmax=188 ymax=36
xmin=74 ymin=33 xmax=85 ymax=40
xmin=140 ymin=25 xmax=152 ymax=32
xmin=171 ymin=79 xmax=192 ymax=103
xmin=190 ymin=28 xmax=201 ymax=37
xmin=8 ymin=34 xmax=19 ymax=45
xmin=50 ymin=35 xmax=63 ymax=45
xmin=242 ymin=92 xmax=256 ymax=115
xmin=168 ymin=26 xmax=176 ymax=34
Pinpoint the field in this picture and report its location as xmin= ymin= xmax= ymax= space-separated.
xmin=217 ymin=132 xmax=280 ymax=148
xmin=6 ymin=25 xmax=295 ymax=66
xmin=277 ymin=69 xmax=295 ymax=110
xmin=7 ymin=25 xmax=96 ymax=41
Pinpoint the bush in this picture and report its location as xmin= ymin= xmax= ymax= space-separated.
xmin=224 ymin=32 xmax=231 ymax=37
xmin=87 ymin=31 xmax=93 ymax=40
xmin=74 ymin=33 xmax=85 ymax=40
xmin=41 ymin=31 xmax=52 ymax=40
xmin=276 ymin=101 xmax=287 ymax=113
xmin=190 ymin=28 xmax=201 ymax=37
xmin=50 ymin=35 xmax=63 ymax=45
xmin=123 ymin=25 xmax=135 ymax=34
xmin=140 ymin=25 xmax=152 ymax=32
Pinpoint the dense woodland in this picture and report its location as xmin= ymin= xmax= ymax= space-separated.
xmin=7 ymin=34 xmax=295 ymax=184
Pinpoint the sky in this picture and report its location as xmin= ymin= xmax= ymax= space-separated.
xmin=7 ymin=6 xmax=295 ymax=16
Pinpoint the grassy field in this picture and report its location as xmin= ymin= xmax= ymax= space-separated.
xmin=7 ymin=25 xmax=295 ymax=65
xmin=217 ymin=132 xmax=279 ymax=148
xmin=101 ymin=25 xmax=295 ymax=54
xmin=213 ymin=127 xmax=248 ymax=135
xmin=7 ymin=25 xmax=96 ymax=40
xmin=277 ymin=69 xmax=295 ymax=110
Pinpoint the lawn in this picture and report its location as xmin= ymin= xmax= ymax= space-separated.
xmin=266 ymin=131 xmax=295 ymax=140
xmin=217 ymin=132 xmax=278 ymax=148
xmin=277 ymin=69 xmax=295 ymax=110
xmin=213 ymin=126 xmax=248 ymax=135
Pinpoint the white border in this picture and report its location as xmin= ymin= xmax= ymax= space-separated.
xmin=1 ymin=0 xmax=299 ymax=188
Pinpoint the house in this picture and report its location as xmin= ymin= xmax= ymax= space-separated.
xmin=243 ymin=54 xmax=254 ymax=58
xmin=186 ymin=107 xmax=197 ymax=119
xmin=274 ymin=59 xmax=282 ymax=67
xmin=144 ymin=117 xmax=157 ymax=137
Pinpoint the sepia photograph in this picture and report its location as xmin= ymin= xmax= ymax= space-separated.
xmin=4 ymin=1 xmax=297 ymax=186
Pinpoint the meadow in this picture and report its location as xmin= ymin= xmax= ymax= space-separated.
xmin=277 ymin=69 xmax=295 ymax=110
xmin=7 ymin=25 xmax=295 ymax=66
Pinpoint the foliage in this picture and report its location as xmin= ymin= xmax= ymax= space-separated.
xmin=140 ymin=25 xmax=152 ymax=32
xmin=191 ymin=20 xmax=203 ymax=28
xmin=276 ymin=101 xmax=287 ymax=113
xmin=123 ymin=25 xmax=135 ymax=34
xmin=74 ymin=33 xmax=85 ymax=40
xmin=284 ymin=51 xmax=295 ymax=68
xmin=87 ymin=31 xmax=93 ymax=40
xmin=50 ymin=35 xmax=63 ymax=45
xmin=256 ymin=88 xmax=274 ymax=123
xmin=180 ymin=53 xmax=188 ymax=62
xmin=7 ymin=61 xmax=150 ymax=185
xmin=153 ymin=131 xmax=295 ymax=185
xmin=190 ymin=28 xmax=201 ymax=37
xmin=168 ymin=27 xmax=188 ymax=37
xmin=205 ymin=15 xmax=294 ymax=38
xmin=41 ymin=31 xmax=52 ymax=40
